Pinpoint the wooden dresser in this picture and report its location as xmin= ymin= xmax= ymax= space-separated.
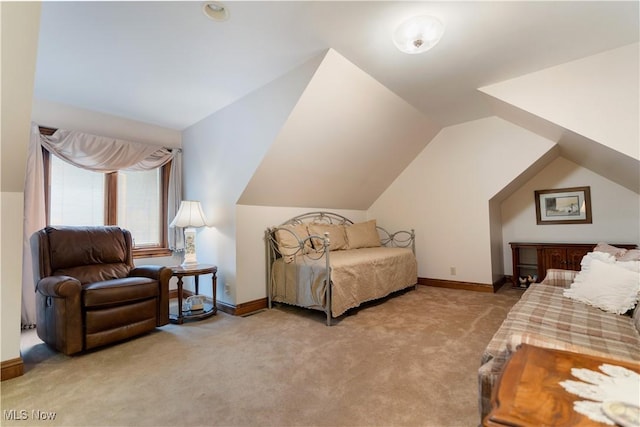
xmin=509 ymin=242 xmax=637 ymax=288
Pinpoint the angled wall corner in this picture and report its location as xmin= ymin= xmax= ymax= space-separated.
xmin=480 ymin=92 xmax=640 ymax=194
xmin=181 ymin=51 xmax=326 ymax=306
xmin=368 ymin=116 xmax=557 ymax=285
xmin=479 ymin=43 xmax=640 ymax=194
xmin=488 ymin=145 xmax=560 ymax=284
xmin=479 ymin=43 xmax=639 ymax=160
xmin=559 ymin=131 xmax=639 ymax=194
xmin=238 ymin=48 xmax=441 ymax=210
xmin=1 ymin=1 xmax=42 ymax=367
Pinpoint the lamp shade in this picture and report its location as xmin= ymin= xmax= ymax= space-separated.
xmin=393 ymin=15 xmax=445 ymax=54
xmin=169 ymin=201 xmax=208 ymax=228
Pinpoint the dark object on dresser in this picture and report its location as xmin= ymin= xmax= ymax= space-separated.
xmin=33 ymin=226 xmax=171 ymax=355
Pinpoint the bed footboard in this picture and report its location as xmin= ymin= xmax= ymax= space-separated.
xmin=265 ymin=226 xmax=332 ymax=325
xmin=377 ymin=226 xmax=415 ymax=253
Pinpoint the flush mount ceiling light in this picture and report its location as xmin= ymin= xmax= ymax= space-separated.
xmin=202 ymin=1 xmax=229 ymax=22
xmin=393 ymin=15 xmax=445 ymax=54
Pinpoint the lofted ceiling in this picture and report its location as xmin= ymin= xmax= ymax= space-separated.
xmin=34 ymin=1 xmax=639 ymax=131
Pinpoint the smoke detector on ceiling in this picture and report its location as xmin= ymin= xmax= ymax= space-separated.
xmin=202 ymin=2 xmax=229 ymax=22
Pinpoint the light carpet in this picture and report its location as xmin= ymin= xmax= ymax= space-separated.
xmin=1 ymin=285 xmax=521 ymax=427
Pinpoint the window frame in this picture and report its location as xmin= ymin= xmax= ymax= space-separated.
xmin=41 ymin=126 xmax=172 ymax=258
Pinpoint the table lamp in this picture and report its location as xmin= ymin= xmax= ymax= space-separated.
xmin=170 ymin=200 xmax=208 ymax=266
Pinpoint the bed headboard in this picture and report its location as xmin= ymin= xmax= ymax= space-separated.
xmin=278 ymin=211 xmax=354 ymax=227
xmin=265 ymin=211 xmax=415 ymax=262
xmin=277 ymin=212 xmax=415 ymax=250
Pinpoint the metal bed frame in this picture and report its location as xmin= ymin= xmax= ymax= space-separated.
xmin=265 ymin=211 xmax=415 ymax=325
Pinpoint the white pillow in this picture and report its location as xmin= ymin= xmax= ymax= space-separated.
xmin=616 ymin=260 xmax=640 ymax=273
xmin=580 ymin=251 xmax=615 ymax=273
xmin=564 ymin=259 xmax=640 ymax=314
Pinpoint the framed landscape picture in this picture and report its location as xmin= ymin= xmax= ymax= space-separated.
xmin=534 ymin=186 xmax=592 ymax=225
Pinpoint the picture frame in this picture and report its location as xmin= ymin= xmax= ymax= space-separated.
xmin=534 ymin=186 xmax=592 ymax=225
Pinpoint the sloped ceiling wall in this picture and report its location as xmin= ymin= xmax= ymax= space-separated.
xmin=238 ymin=48 xmax=441 ymax=210
xmin=480 ymin=43 xmax=639 ymax=193
xmin=367 ymin=116 xmax=558 ymax=284
xmin=181 ymin=52 xmax=326 ymax=305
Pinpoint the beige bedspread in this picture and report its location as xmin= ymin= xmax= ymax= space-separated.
xmin=271 ymin=247 xmax=417 ymax=317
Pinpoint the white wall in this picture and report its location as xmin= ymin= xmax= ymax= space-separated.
xmin=181 ymin=54 xmax=324 ymax=305
xmin=481 ymin=43 xmax=639 ymax=161
xmin=501 ymin=156 xmax=640 ymax=275
xmin=1 ymin=2 xmax=41 ymax=363
xmin=236 ymin=205 xmax=367 ymax=303
xmin=239 ymin=49 xmax=440 ymax=210
xmin=1 ymin=193 xmax=26 ymax=361
xmin=368 ymin=116 xmax=556 ymax=285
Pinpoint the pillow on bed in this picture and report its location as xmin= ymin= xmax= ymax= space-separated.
xmin=274 ymin=224 xmax=312 ymax=262
xmin=594 ymin=242 xmax=628 ymax=258
xmin=580 ymin=251 xmax=616 ymax=272
xmin=619 ymin=249 xmax=640 ymax=262
xmin=563 ymin=258 xmax=640 ymax=314
xmin=307 ymin=223 xmax=348 ymax=251
xmin=345 ymin=220 xmax=381 ymax=249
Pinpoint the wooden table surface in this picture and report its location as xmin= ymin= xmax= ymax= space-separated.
xmin=485 ymin=344 xmax=640 ymax=427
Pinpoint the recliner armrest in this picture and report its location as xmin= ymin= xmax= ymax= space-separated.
xmin=35 ymin=275 xmax=83 ymax=356
xmin=36 ymin=276 xmax=82 ymax=297
xmin=130 ymin=265 xmax=166 ymax=280
xmin=130 ymin=266 xmax=171 ymax=326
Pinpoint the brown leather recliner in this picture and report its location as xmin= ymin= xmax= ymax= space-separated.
xmin=34 ymin=226 xmax=171 ymax=355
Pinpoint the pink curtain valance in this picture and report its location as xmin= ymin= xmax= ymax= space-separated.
xmin=40 ymin=128 xmax=175 ymax=172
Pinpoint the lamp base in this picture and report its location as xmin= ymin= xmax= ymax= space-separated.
xmin=182 ymin=227 xmax=198 ymax=267
xmin=180 ymin=260 xmax=199 ymax=267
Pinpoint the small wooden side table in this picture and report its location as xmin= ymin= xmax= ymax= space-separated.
xmin=484 ymin=344 xmax=640 ymax=427
xmin=169 ymin=264 xmax=217 ymax=324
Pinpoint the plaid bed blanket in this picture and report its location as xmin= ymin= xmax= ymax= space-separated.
xmin=478 ymin=270 xmax=640 ymax=421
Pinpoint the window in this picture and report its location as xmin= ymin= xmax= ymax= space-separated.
xmin=117 ymin=169 xmax=162 ymax=248
xmin=49 ymin=154 xmax=105 ymax=225
xmin=43 ymin=129 xmax=172 ymax=258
